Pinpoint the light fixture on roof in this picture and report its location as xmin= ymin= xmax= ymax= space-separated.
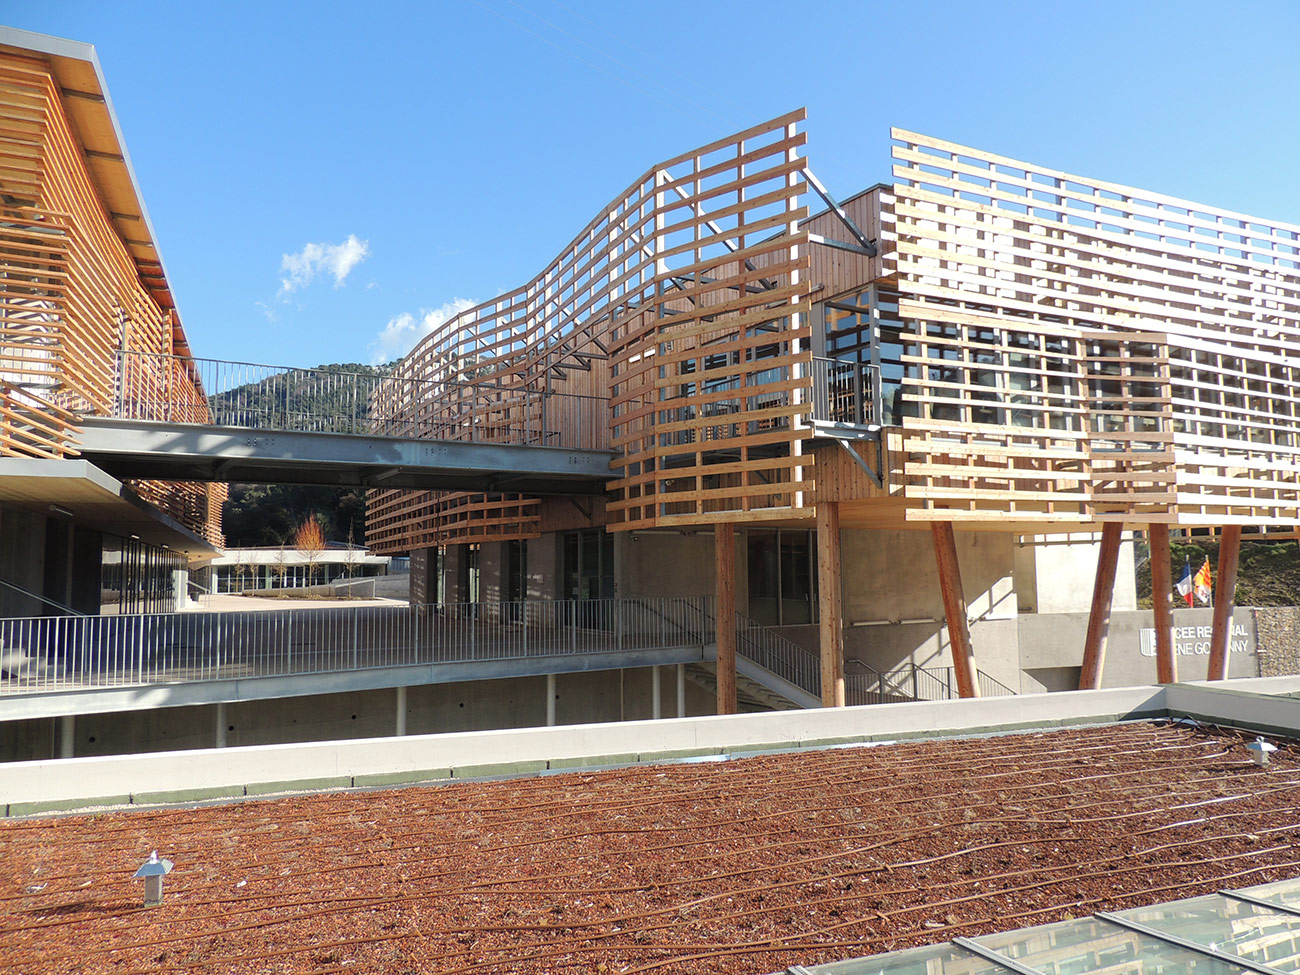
xmin=48 ymin=504 xmax=74 ymax=519
xmin=1247 ymin=736 xmax=1278 ymax=767
xmin=133 ymin=851 xmax=174 ymax=907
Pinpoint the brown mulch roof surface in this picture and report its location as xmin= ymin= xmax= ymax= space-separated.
xmin=2 ymin=721 xmax=1299 ymax=974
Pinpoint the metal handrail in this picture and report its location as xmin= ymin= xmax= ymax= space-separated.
xmin=0 ymin=575 xmax=85 ymax=617
xmin=112 ymin=350 xmax=609 ymax=451
xmin=0 ymin=595 xmax=712 ymax=694
xmin=734 ymin=613 xmax=821 ymax=697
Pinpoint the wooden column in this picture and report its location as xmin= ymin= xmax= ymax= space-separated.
xmin=1207 ymin=525 xmax=1242 ymax=681
xmin=931 ymin=522 xmax=979 ymax=699
xmin=1148 ymin=525 xmax=1177 ymax=684
xmin=816 ymin=501 xmax=845 ymax=708
xmin=715 ymin=523 xmax=736 ymax=715
xmin=1079 ymin=523 xmax=1123 ymax=690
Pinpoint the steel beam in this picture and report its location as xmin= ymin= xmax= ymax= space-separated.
xmin=76 ymin=417 xmax=613 ymax=495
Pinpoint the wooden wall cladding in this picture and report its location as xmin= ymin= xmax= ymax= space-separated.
xmin=0 ymin=50 xmax=222 ymax=544
xmin=890 ymin=128 xmax=1300 ymax=528
xmin=369 ymin=110 xmax=819 ymax=551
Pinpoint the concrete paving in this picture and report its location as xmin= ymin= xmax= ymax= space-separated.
xmin=185 ymin=593 xmax=407 ymax=613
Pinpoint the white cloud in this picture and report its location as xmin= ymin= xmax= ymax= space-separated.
xmin=278 ymin=234 xmax=369 ymax=297
xmin=370 ymin=298 xmax=476 ymax=365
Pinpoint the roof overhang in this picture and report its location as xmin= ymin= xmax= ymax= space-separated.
xmin=0 ymin=457 xmax=220 ymax=559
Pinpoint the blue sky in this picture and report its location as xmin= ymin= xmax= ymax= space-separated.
xmin=4 ymin=1 xmax=1299 ymax=367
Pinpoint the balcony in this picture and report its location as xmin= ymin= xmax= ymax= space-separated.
xmin=808 ymin=356 xmax=880 ymax=433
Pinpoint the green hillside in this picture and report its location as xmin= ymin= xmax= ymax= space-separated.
xmin=215 ymin=363 xmax=388 ymax=547
xmin=1135 ymin=537 xmax=1300 ymax=608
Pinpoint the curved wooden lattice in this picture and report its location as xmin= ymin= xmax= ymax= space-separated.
xmin=368 ymin=110 xmax=816 ymax=551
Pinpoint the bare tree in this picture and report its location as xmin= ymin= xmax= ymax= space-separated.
xmin=271 ymin=541 xmax=290 ymax=591
xmin=341 ymin=519 xmax=362 ymax=599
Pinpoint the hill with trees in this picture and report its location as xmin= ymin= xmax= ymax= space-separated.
xmin=216 ymin=363 xmax=388 ymax=547
xmin=1134 ymin=536 xmax=1300 ymax=608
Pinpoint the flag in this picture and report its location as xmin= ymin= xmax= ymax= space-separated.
xmin=1193 ymin=557 xmax=1213 ymax=606
xmin=1175 ymin=558 xmax=1194 ymax=607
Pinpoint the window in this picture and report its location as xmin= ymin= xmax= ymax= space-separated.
xmin=747 ymin=529 xmax=817 ymax=626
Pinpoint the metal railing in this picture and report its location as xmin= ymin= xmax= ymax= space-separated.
xmin=113 ymin=351 xmax=609 ymax=451
xmin=846 ymin=663 xmax=1017 ymax=706
xmin=809 ymin=356 xmax=879 ymax=427
xmin=735 ymin=613 xmax=821 ymax=697
xmin=0 ymin=596 xmax=712 ymax=694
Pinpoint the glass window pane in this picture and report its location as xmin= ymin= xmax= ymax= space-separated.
xmin=1117 ymin=894 xmax=1300 ymax=972
xmin=811 ymin=941 xmax=1017 ymax=975
xmin=1239 ymin=879 xmax=1300 ymax=911
xmin=977 ymin=914 xmax=1250 ymax=975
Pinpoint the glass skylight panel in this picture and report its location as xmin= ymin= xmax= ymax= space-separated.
xmin=973 ymin=914 xmax=1253 ymax=975
xmin=1239 ymin=880 xmax=1300 ymax=913
xmin=1114 ymin=894 xmax=1300 ymax=972
xmin=807 ymin=941 xmax=1020 ymax=975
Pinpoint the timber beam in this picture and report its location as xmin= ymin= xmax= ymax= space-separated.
xmin=931 ymin=522 xmax=979 ymax=699
xmin=1207 ymin=526 xmax=1242 ymax=681
xmin=1079 ymin=523 xmax=1123 ymax=690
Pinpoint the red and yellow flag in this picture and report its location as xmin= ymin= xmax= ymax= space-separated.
xmin=1193 ymin=557 xmax=1213 ymax=605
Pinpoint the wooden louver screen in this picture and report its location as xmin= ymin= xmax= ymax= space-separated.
xmin=890 ymin=127 xmax=1300 ymax=528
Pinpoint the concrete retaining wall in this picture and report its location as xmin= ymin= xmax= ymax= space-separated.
xmin=8 ymin=675 xmax=1296 ymax=817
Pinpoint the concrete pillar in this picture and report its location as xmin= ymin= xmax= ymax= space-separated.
xmin=676 ymin=663 xmax=686 ymax=717
xmin=546 ymin=672 xmax=557 ymax=726
xmin=1079 ymin=523 xmax=1123 ymax=690
xmin=1207 ymin=526 xmax=1242 ymax=681
xmin=651 ymin=666 xmax=661 ymax=719
xmin=931 ymin=522 xmax=979 ymax=698
xmin=1148 ymin=524 xmax=1177 ymax=684
xmin=715 ymin=523 xmax=736 ymax=715
xmin=172 ymin=569 xmax=189 ymax=612
xmin=395 ymin=685 xmax=407 ymax=736
xmin=816 ymin=501 xmax=845 ymax=707
xmin=215 ymin=702 xmax=228 ymax=748
xmin=59 ymin=714 xmax=74 ymax=759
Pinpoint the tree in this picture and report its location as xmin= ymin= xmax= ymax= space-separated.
xmin=294 ymin=514 xmax=327 ymax=588
xmin=342 ymin=519 xmax=362 ymax=598
xmin=271 ymin=542 xmax=290 ymax=590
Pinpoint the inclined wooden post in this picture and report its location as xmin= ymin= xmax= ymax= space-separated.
xmin=816 ymin=501 xmax=845 ymax=707
xmin=1079 ymin=523 xmax=1123 ymax=690
xmin=931 ymin=522 xmax=979 ymax=699
xmin=715 ymin=523 xmax=736 ymax=715
xmin=1207 ymin=525 xmax=1242 ymax=681
xmin=1148 ymin=525 xmax=1177 ymax=684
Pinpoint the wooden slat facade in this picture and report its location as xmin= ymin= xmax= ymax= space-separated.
xmin=888 ymin=127 xmax=1300 ymax=528
xmin=0 ymin=46 xmax=223 ymax=546
xmin=368 ymin=116 xmax=1300 ymax=554
xmin=368 ymin=110 xmax=819 ymax=550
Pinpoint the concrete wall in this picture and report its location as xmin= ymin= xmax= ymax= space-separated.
xmin=619 ymin=530 xmax=715 ymax=600
xmin=1018 ymin=607 xmax=1259 ymax=690
xmin=1013 ymin=532 xmax=1139 ymax=615
xmin=16 ymin=677 xmax=1300 ymax=815
xmin=0 ymin=664 xmax=715 ymax=763
xmin=0 ymin=506 xmax=46 ymax=616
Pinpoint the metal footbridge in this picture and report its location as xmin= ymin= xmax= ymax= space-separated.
xmin=76 ymin=352 xmax=614 ymax=492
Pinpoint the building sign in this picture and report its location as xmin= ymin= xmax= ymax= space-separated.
xmin=1139 ymin=623 xmax=1253 ymax=658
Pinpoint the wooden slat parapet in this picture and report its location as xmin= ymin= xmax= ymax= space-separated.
xmin=0 ymin=49 xmax=221 ymax=544
xmin=889 ymin=127 xmax=1300 ymax=528
xmin=368 ymin=111 xmax=819 ymax=552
